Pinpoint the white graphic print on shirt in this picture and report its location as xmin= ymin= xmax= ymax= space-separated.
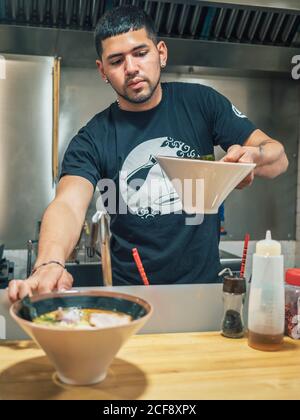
xmin=120 ymin=137 xmax=200 ymax=219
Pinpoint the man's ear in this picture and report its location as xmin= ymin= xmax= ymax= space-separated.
xmin=157 ymin=40 xmax=168 ymax=67
xmin=96 ymin=59 xmax=107 ymax=82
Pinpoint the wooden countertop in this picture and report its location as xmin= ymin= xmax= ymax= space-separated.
xmin=1 ymin=332 xmax=300 ymax=400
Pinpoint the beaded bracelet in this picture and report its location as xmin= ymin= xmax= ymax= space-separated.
xmin=31 ymin=261 xmax=66 ymax=276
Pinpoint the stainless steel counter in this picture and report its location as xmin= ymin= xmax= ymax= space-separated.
xmin=0 ymin=283 xmax=223 ymax=340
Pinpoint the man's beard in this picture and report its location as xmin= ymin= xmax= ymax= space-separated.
xmin=112 ymin=76 xmax=161 ymax=105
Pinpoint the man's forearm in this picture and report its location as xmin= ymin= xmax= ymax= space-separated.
xmin=34 ymin=200 xmax=84 ymax=267
xmin=254 ymin=140 xmax=289 ymax=178
xmin=242 ymin=130 xmax=289 ymax=179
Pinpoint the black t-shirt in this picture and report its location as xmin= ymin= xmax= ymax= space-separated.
xmin=61 ymin=82 xmax=256 ymax=285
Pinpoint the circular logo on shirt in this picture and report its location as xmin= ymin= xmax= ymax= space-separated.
xmin=232 ymin=104 xmax=247 ymax=119
xmin=119 ymin=137 xmax=200 ymax=219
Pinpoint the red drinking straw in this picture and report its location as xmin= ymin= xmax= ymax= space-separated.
xmin=132 ymin=248 xmax=150 ymax=286
xmin=240 ymin=233 xmax=250 ymax=278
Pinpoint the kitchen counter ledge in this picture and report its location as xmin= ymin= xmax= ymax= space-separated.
xmin=1 ymin=332 xmax=300 ymax=400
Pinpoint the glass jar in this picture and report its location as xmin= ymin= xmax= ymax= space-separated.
xmin=285 ymin=269 xmax=300 ymax=339
xmin=221 ymin=276 xmax=246 ymax=339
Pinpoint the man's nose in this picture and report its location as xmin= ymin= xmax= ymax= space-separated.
xmin=124 ymin=56 xmax=139 ymax=75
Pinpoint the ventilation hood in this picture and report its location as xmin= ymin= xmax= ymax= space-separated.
xmin=0 ymin=0 xmax=299 ymax=72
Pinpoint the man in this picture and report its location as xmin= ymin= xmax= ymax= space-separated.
xmin=8 ymin=6 xmax=288 ymax=302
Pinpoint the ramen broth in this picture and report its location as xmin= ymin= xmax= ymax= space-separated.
xmin=33 ymin=307 xmax=132 ymax=329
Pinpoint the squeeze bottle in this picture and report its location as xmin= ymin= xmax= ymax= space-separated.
xmin=248 ymin=231 xmax=284 ymax=351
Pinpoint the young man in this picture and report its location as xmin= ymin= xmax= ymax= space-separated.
xmin=8 ymin=6 xmax=288 ymax=302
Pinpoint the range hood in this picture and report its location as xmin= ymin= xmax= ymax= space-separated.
xmin=0 ymin=0 xmax=299 ymax=72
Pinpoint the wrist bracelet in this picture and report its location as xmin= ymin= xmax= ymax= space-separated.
xmin=31 ymin=261 xmax=66 ymax=276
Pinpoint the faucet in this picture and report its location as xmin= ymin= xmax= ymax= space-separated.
xmin=92 ymin=211 xmax=112 ymax=287
xmin=26 ymin=239 xmax=38 ymax=277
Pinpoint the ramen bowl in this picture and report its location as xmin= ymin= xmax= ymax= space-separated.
xmin=10 ymin=290 xmax=153 ymax=385
xmin=156 ymin=156 xmax=256 ymax=214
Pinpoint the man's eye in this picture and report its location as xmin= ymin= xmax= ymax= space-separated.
xmin=136 ymin=51 xmax=148 ymax=57
xmin=110 ymin=60 xmax=122 ymax=66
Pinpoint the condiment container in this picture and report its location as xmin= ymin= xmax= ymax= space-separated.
xmin=221 ymin=276 xmax=246 ymax=339
xmin=248 ymin=231 xmax=285 ymax=351
xmin=285 ymin=269 xmax=300 ymax=339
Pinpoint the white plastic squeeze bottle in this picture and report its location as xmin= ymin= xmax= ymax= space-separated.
xmin=248 ymin=231 xmax=285 ymax=351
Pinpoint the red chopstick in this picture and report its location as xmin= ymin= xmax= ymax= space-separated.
xmin=240 ymin=233 xmax=250 ymax=278
xmin=132 ymin=248 xmax=150 ymax=286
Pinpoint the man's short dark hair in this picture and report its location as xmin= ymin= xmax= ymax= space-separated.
xmin=94 ymin=5 xmax=157 ymax=58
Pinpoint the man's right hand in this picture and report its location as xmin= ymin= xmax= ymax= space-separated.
xmin=8 ymin=265 xmax=74 ymax=303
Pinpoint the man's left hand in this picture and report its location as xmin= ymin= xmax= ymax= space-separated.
xmin=221 ymin=145 xmax=260 ymax=189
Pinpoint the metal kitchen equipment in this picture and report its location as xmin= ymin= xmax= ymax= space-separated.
xmin=26 ymin=212 xmax=112 ymax=287
xmin=94 ymin=211 xmax=113 ymax=287
xmin=0 ymin=1 xmax=299 ymax=70
xmin=26 ymin=239 xmax=38 ymax=278
xmin=0 ymin=55 xmax=55 ymax=249
xmin=0 ymin=282 xmax=225 ymax=339
xmin=0 ymin=244 xmax=14 ymax=289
